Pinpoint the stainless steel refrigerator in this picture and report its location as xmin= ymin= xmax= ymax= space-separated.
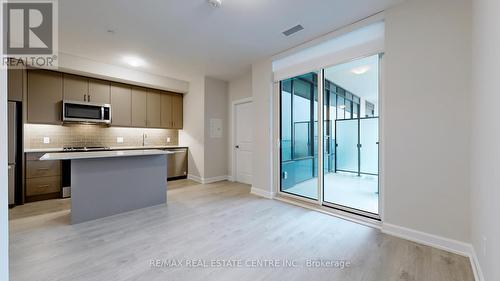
xmin=8 ymin=101 xmax=18 ymax=206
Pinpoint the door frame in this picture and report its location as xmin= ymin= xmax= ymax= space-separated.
xmin=231 ymin=97 xmax=253 ymax=184
xmin=274 ymin=71 xmax=323 ymax=205
xmin=273 ymin=53 xmax=385 ymax=221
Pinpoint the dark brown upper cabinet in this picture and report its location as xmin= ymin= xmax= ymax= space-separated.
xmin=27 ymin=69 xmax=63 ymax=124
xmin=110 ymin=83 xmax=132 ymax=126
xmin=131 ymin=87 xmax=148 ymax=127
xmin=146 ymin=90 xmax=162 ymax=128
xmin=63 ymin=74 xmax=110 ymax=104
xmin=27 ymin=69 xmax=183 ymax=129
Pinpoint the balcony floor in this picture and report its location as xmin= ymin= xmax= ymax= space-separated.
xmin=283 ymin=172 xmax=379 ymax=214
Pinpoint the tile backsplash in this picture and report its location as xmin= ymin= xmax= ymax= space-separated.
xmin=24 ymin=124 xmax=179 ymax=149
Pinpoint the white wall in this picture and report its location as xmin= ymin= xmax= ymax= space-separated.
xmin=383 ymin=0 xmax=471 ymax=242
xmin=229 ymin=72 xmax=252 ymax=102
xmin=258 ymin=0 xmax=473 ymax=248
xmin=204 ymin=77 xmax=229 ymax=180
xmin=251 ymin=59 xmax=274 ymax=195
xmin=179 ymin=75 xmax=205 ymax=179
xmin=0 ymin=0 xmax=9 ymax=279
xmin=227 ymin=72 xmax=252 ymax=179
xmin=471 ymin=0 xmax=500 ymax=280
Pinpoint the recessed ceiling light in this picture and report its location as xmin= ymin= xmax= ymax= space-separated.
xmin=208 ymin=0 xmax=222 ymax=8
xmin=351 ymin=66 xmax=370 ymax=75
xmin=123 ymin=56 xmax=145 ymax=67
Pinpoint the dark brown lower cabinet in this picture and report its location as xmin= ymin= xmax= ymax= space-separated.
xmin=25 ymin=153 xmax=62 ymax=202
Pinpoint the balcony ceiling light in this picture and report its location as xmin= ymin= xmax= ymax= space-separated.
xmin=351 ymin=66 xmax=370 ymax=75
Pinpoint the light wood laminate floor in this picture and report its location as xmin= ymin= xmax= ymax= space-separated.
xmin=9 ymin=180 xmax=474 ymax=281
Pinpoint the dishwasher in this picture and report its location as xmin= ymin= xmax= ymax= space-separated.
xmin=166 ymin=148 xmax=188 ymax=180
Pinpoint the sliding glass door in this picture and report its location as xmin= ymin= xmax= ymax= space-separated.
xmin=279 ymin=55 xmax=380 ymax=217
xmin=280 ymin=72 xmax=318 ymax=200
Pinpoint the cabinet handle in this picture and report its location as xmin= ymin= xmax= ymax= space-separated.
xmin=36 ymin=168 xmax=49 ymax=171
xmin=38 ymin=185 xmax=50 ymax=188
xmin=84 ymin=94 xmax=87 ymax=102
xmin=88 ymin=94 xmax=91 ymax=102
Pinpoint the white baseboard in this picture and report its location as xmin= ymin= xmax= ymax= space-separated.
xmin=382 ymin=223 xmax=485 ymax=281
xmin=187 ymin=174 xmax=229 ymax=184
xmin=250 ymin=186 xmax=275 ymax=199
xmin=203 ymin=175 xmax=229 ymax=184
xmin=187 ymin=174 xmax=203 ymax=183
xmin=469 ymin=247 xmax=485 ymax=281
xmin=382 ymin=223 xmax=472 ymax=257
xmin=187 ymin=176 xmax=485 ymax=281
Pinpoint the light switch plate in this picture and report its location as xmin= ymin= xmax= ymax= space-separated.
xmin=210 ymin=118 xmax=223 ymax=138
xmin=43 ymin=137 xmax=50 ymax=144
xmin=167 ymin=137 xmax=171 ymax=143
xmin=117 ymin=137 xmax=124 ymax=143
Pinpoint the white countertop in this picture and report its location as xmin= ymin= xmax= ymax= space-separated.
xmin=25 ymin=148 xmax=68 ymax=153
xmin=25 ymin=146 xmax=187 ymax=153
xmin=40 ymin=149 xmax=172 ymax=161
xmin=109 ymin=146 xmax=187 ymax=150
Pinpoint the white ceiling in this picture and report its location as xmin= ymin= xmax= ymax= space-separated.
xmin=59 ymin=0 xmax=401 ymax=81
xmin=324 ymin=54 xmax=379 ymax=104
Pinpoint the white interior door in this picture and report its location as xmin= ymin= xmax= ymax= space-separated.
xmin=234 ymin=101 xmax=253 ymax=184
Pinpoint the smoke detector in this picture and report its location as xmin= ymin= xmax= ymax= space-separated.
xmin=208 ymin=0 xmax=222 ymax=8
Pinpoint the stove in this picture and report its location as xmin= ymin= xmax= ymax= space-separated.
xmin=63 ymin=146 xmax=112 ymax=152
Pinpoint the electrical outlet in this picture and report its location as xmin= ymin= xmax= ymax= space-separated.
xmin=117 ymin=137 xmax=124 ymax=143
xmin=167 ymin=137 xmax=171 ymax=143
xmin=43 ymin=137 xmax=50 ymax=144
xmin=482 ymin=236 xmax=487 ymax=257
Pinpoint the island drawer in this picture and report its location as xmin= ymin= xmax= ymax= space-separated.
xmin=26 ymin=176 xmax=61 ymax=196
xmin=26 ymin=160 xmax=61 ymax=178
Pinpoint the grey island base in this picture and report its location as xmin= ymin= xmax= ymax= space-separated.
xmin=41 ymin=150 xmax=171 ymax=224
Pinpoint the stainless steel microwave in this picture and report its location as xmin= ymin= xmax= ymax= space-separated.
xmin=62 ymin=100 xmax=111 ymax=124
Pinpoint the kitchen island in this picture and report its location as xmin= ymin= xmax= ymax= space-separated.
xmin=41 ymin=150 xmax=171 ymax=224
